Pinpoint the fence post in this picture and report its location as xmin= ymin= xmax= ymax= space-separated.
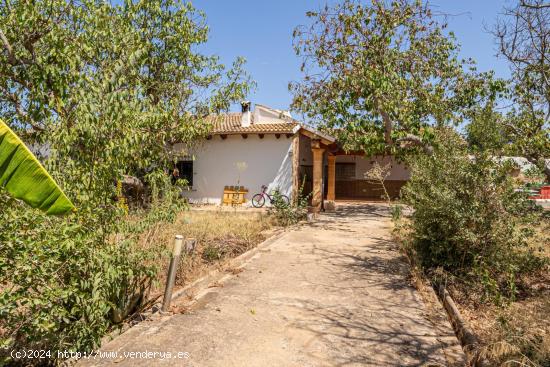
xmin=161 ymin=234 xmax=183 ymax=312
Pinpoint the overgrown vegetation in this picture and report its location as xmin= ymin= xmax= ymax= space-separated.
xmin=0 ymin=0 xmax=547 ymax=365
xmin=403 ymin=130 xmax=547 ymax=302
xmin=0 ymin=184 xmax=183 ymax=360
xmin=397 ymin=214 xmax=549 ymax=366
xmin=0 ymin=0 xmax=252 ymax=364
xmin=468 ymin=276 xmax=550 ymax=366
xmin=395 ymin=129 xmax=549 ymax=365
xmin=269 ymin=184 xmax=309 ymax=227
xmin=138 ymin=210 xmax=275 ymax=290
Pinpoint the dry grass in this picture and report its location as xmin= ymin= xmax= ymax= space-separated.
xmin=392 ymin=215 xmax=550 ymax=367
xmin=463 ymin=296 xmax=550 ymax=366
xmin=134 ymin=209 xmax=277 ymax=294
xmin=464 ymin=219 xmax=550 ymax=366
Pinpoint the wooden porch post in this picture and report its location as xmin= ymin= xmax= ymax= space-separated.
xmin=292 ymin=134 xmax=300 ymax=204
xmin=327 ymin=154 xmax=336 ymax=202
xmin=311 ymin=140 xmax=325 ymax=212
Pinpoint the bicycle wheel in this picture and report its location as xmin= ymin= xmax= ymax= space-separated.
xmin=251 ymin=194 xmax=265 ymax=208
xmin=279 ymin=194 xmax=290 ymax=205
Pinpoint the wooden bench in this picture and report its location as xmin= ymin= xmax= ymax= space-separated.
xmin=222 ymin=186 xmax=248 ymax=205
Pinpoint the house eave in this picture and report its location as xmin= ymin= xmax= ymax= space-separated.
xmin=209 ymin=130 xmax=295 ymax=136
xmin=297 ymin=124 xmax=336 ymax=146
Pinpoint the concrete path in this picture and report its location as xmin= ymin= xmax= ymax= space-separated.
xmin=80 ymin=203 xmax=463 ymax=367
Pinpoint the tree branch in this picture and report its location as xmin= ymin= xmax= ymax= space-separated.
xmin=0 ymin=28 xmax=17 ymax=65
xmin=396 ymin=134 xmax=434 ymax=155
xmin=520 ymin=1 xmax=550 ymax=9
xmin=3 ymin=89 xmax=44 ymax=131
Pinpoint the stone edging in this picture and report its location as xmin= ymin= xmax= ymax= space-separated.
xmin=169 ymin=228 xmax=287 ymax=303
xmin=437 ymin=285 xmax=478 ymax=349
xmin=435 ymin=284 xmax=489 ymax=367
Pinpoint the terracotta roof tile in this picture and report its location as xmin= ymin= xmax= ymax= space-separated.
xmin=206 ymin=113 xmax=299 ymax=134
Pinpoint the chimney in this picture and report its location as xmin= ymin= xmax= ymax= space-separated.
xmin=241 ymin=101 xmax=251 ymax=127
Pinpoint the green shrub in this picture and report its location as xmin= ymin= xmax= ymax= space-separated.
xmin=403 ymin=130 xmax=545 ymax=302
xmin=269 ymin=184 xmax=309 ymax=227
xmin=0 ymin=180 xmax=184 ymax=365
xmin=390 ymin=204 xmax=403 ymax=222
xmin=202 ymin=245 xmax=222 ymax=262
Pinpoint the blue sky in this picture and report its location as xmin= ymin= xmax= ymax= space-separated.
xmin=193 ymin=0 xmax=511 ymax=112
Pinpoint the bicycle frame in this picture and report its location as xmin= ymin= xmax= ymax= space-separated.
xmin=258 ymin=185 xmax=275 ymax=202
xmin=251 ymin=185 xmax=289 ymax=208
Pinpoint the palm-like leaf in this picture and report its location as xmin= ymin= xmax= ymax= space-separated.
xmin=0 ymin=119 xmax=75 ymax=215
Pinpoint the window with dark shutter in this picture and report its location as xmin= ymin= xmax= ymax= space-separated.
xmin=176 ymin=161 xmax=193 ymax=187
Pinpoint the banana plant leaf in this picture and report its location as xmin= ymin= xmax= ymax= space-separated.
xmin=0 ymin=119 xmax=75 ymax=215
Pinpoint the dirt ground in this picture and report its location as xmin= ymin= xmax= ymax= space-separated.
xmin=78 ymin=203 xmax=464 ymax=367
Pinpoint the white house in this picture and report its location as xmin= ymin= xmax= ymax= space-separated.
xmin=173 ymin=102 xmax=411 ymax=209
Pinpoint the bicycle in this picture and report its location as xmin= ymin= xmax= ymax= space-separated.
xmin=251 ymin=185 xmax=290 ymax=208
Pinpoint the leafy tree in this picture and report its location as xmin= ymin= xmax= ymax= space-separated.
xmin=502 ymin=109 xmax=549 ymax=179
xmin=465 ymin=103 xmax=508 ymax=153
xmin=464 ymin=97 xmax=548 ymax=184
xmin=290 ymin=0 xmax=502 ymax=156
xmin=0 ymin=0 xmax=252 ymax=205
xmin=493 ymin=0 xmax=550 ymax=181
xmin=0 ymin=0 xmax=252 ymax=360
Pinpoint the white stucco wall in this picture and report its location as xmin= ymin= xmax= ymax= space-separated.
xmin=174 ymin=134 xmax=294 ymax=205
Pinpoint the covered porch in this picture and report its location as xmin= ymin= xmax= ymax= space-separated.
xmin=293 ymin=132 xmax=410 ymax=212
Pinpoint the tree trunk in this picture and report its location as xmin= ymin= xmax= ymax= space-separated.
xmin=373 ymin=96 xmax=393 ymax=145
